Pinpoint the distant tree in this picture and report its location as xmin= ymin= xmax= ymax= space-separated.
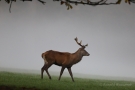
xmin=1 ymin=0 xmax=135 ymax=12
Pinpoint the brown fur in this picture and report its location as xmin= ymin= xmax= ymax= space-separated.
xmin=41 ymin=38 xmax=90 ymax=82
xmin=41 ymin=48 xmax=89 ymax=82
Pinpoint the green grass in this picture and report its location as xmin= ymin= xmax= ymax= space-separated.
xmin=0 ymin=71 xmax=135 ymax=90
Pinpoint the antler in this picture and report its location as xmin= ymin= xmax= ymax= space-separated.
xmin=74 ymin=37 xmax=88 ymax=48
xmin=85 ymin=44 xmax=88 ymax=47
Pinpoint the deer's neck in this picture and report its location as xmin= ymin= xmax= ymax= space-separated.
xmin=72 ymin=49 xmax=83 ymax=64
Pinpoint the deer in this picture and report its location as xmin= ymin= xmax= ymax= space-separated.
xmin=41 ymin=37 xmax=90 ymax=82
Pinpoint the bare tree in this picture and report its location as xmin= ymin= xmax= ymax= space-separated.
xmin=1 ymin=0 xmax=135 ymax=12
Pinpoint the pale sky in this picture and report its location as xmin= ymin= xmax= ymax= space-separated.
xmin=0 ymin=0 xmax=135 ymax=78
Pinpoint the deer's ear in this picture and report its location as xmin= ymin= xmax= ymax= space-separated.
xmin=81 ymin=46 xmax=85 ymax=49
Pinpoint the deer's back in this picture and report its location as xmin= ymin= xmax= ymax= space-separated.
xmin=45 ymin=50 xmax=71 ymax=66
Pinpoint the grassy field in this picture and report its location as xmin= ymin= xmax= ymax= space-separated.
xmin=0 ymin=71 xmax=135 ymax=90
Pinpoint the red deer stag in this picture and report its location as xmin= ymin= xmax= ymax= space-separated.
xmin=41 ymin=37 xmax=90 ymax=82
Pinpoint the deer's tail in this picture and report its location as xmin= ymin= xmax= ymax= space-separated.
xmin=41 ymin=53 xmax=48 ymax=64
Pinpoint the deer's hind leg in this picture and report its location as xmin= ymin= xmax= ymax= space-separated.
xmin=44 ymin=62 xmax=53 ymax=79
xmin=41 ymin=62 xmax=53 ymax=79
xmin=41 ymin=64 xmax=45 ymax=79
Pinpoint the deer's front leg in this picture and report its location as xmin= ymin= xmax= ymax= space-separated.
xmin=67 ymin=67 xmax=74 ymax=82
xmin=58 ymin=66 xmax=65 ymax=81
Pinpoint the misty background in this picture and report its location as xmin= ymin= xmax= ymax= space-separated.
xmin=0 ymin=1 xmax=135 ymax=79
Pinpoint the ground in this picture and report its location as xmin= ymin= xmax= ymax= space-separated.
xmin=0 ymin=85 xmax=39 ymax=90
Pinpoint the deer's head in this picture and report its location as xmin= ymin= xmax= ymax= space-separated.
xmin=75 ymin=37 xmax=90 ymax=56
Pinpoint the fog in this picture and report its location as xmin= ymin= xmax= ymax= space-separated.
xmin=0 ymin=1 xmax=135 ymax=79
